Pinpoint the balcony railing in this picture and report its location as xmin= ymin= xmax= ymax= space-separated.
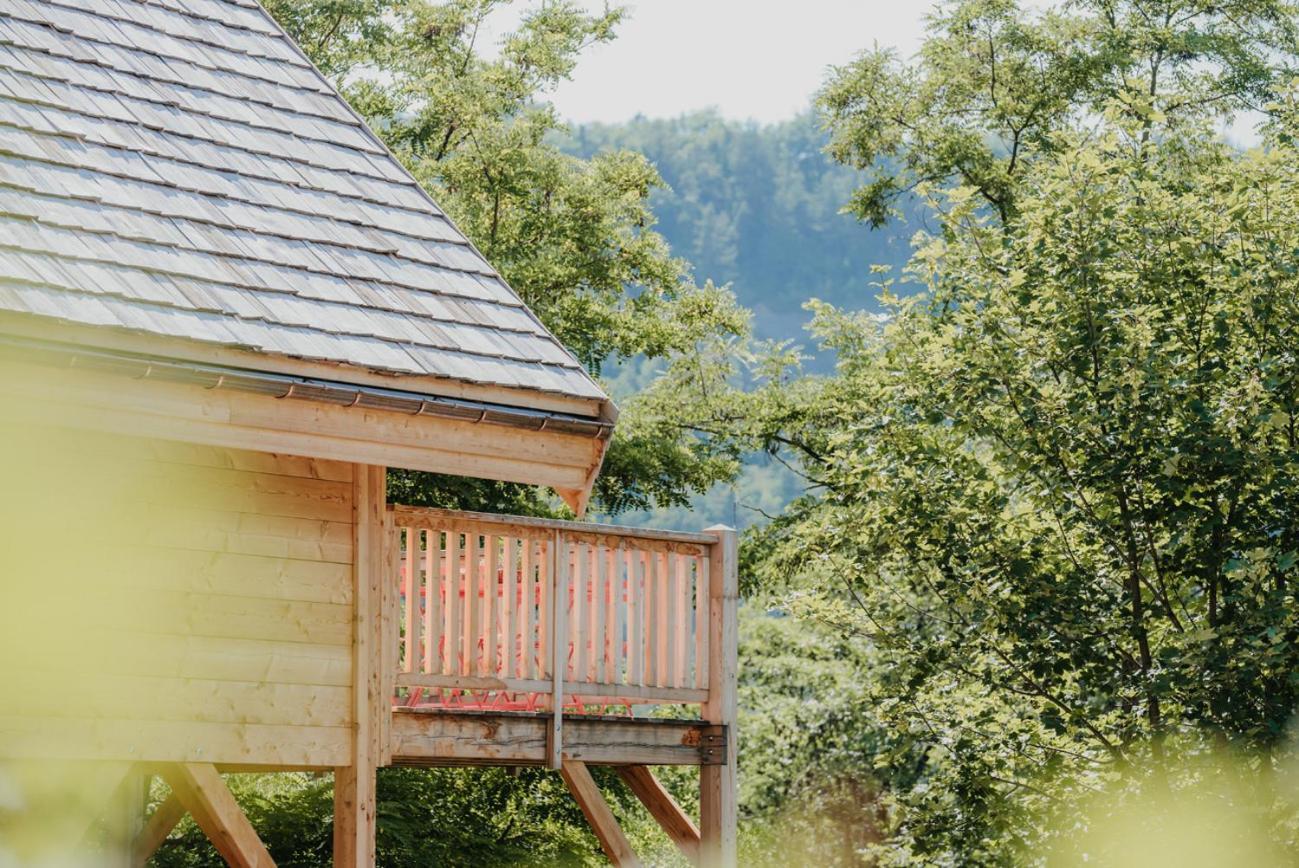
xmin=388 ymin=506 xmax=732 ymax=721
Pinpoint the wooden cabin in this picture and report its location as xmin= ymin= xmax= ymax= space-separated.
xmin=0 ymin=1 xmax=738 ymax=865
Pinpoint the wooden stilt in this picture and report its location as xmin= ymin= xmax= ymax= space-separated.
xmin=700 ymin=526 xmax=738 ymax=868
xmin=160 ymin=763 xmax=274 ymax=868
xmin=132 ymin=791 xmax=185 ymax=867
xmin=616 ymin=766 xmax=700 ymax=864
xmin=334 ymin=463 xmax=385 ymax=867
xmin=560 ymin=760 xmax=641 ymax=868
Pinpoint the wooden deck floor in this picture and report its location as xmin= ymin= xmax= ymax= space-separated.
xmin=389 ymin=709 xmax=727 ymax=768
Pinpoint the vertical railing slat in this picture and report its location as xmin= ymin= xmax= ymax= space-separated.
xmin=548 ymin=529 xmax=567 ymax=768
xmin=570 ymin=542 xmax=585 ymax=684
xmin=695 ymin=553 xmax=709 ymax=690
xmin=402 ymin=527 xmax=416 ymax=675
xmin=424 ymin=531 xmax=439 ymax=676
xmin=446 ymin=528 xmax=461 ymax=676
xmin=664 ymin=551 xmax=678 ymax=689
xmin=628 ymin=548 xmax=642 ymax=687
xmin=485 ymin=534 xmax=498 ymax=676
xmin=591 ymin=544 xmax=605 ymax=684
xmin=603 ymin=546 xmax=617 ymax=684
xmin=503 ymin=537 xmax=516 ymax=679
xmin=675 ymin=552 xmax=690 ymax=687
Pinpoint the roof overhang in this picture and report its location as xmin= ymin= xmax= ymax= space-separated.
xmin=0 ymin=325 xmax=615 ymax=515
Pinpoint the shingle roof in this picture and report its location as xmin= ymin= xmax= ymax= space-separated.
xmin=0 ymin=0 xmax=610 ymax=408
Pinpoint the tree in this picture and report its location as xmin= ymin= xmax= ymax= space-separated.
xmin=666 ymin=0 xmax=1299 ymax=861
xmin=266 ymin=0 xmax=748 ymax=516
xmin=820 ymin=0 xmax=1299 ymax=227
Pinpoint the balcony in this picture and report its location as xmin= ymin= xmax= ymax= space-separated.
xmin=381 ymin=506 xmax=738 ymax=771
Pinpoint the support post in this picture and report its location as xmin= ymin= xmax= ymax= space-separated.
xmin=335 ymin=463 xmax=386 ymax=867
xmin=700 ymin=525 xmax=738 ymax=868
xmin=547 ymin=528 xmax=567 ymax=769
xmin=560 ymin=760 xmax=641 ymax=868
xmin=616 ymin=766 xmax=700 ymax=864
xmin=160 ymin=764 xmax=273 ymax=868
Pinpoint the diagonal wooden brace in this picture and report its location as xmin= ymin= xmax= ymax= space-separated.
xmin=560 ymin=760 xmax=641 ymax=868
xmin=160 ymin=763 xmax=275 ymax=868
xmin=616 ymin=766 xmax=700 ymax=865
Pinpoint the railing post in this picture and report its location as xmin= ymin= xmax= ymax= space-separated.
xmin=700 ymin=525 xmax=737 ymax=868
xmin=548 ymin=528 xmax=567 ymax=769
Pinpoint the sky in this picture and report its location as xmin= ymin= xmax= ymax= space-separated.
xmin=511 ymin=1 xmax=930 ymax=125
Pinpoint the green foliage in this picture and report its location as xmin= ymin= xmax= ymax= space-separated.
xmin=653 ymin=1 xmax=1299 ymax=861
xmin=821 ymin=0 xmax=1299 ymax=227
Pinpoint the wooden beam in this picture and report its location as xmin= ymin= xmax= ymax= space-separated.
xmin=160 ymin=763 xmax=274 ymax=868
xmin=700 ymin=526 xmax=738 ymax=868
xmin=0 ymin=357 xmax=602 ymax=494
xmin=0 ymin=313 xmax=605 ymax=419
xmin=132 ymin=791 xmax=186 ymax=868
xmin=389 ymin=710 xmax=724 ymax=767
xmin=334 ymin=464 xmax=384 ymax=867
xmin=616 ymin=766 xmax=700 ymax=865
xmin=560 ymin=760 xmax=641 ymax=868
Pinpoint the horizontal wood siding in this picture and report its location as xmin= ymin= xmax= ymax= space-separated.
xmin=0 ymin=425 xmax=354 ymax=767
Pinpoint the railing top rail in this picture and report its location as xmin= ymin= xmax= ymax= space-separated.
xmin=389 ymin=504 xmax=720 ymax=545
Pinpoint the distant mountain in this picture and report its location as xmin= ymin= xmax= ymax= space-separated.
xmin=558 ymin=111 xmax=915 ymax=360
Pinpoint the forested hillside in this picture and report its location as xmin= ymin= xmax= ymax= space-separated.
xmin=560 ymin=112 xmax=914 ymax=356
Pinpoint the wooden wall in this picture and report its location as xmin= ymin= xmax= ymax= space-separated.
xmin=0 ymin=425 xmax=356 ymax=768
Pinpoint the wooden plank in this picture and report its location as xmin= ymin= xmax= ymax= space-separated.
xmin=93 ymin=547 xmax=353 ymax=605
xmin=404 ymin=528 xmax=417 ymax=674
xmin=388 ymin=711 xmax=724 ymax=767
xmin=335 ymin=463 xmax=384 ymax=867
xmin=617 ymin=766 xmax=701 ymax=865
xmin=694 ymin=555 xmax=709 ymax=691
xmin=18 ymin=589 xmax=353 ymax=647
xmin=424 ymin=530 xmax=440 ymax=675
xmin=161 ymin=763 xmax=274 ymax=868
xmin=381 ymin=509 xmax=399 ymax=765
xmin=391 ymin=506 xmax=717 ymax=546
xmin=392 ymin=673 xmax=706 ymax=704
xmin=537 ymin=538 xmax=549 ymax=682
xmin=593 ymin=544 xmax=606 ymax=684
xmin=503 ymin=537 xmax=517 ymax=678
xmin=0 ymin=718 xmax=349 ymax=767
xmin=603 ymin=547 xmax=617 ymax=684
xmin=561 ymin=760 xmax=641 ymax=868
xmin=627 ymin=548 xmax=641 ymax=687
xmin=486 ymin=534 xmax=498 ymax=676
xmin=522 ymin=538 xmax=535 ymax=680
xmin=675 ymin=555 xmax=690 ymax=688
xmin=571 ymin=543 xmax=587 ymax=684
xmin=132 ymin=791 xmax=186 ymax=868
xmin=446 ymin=528 xmax=461 ymax=676
xmin=0 ymin=358 xmax=600 ymax=494
xmin=467 ymin=533 xmax=481 ymax=677
xmin=3 ymin=674 xmax=351 ymax=727
xmin=700 ymin=526 xmax=738 ymax=868
xmin=548 ymin=530 xmax=567 ymax=768
xmin=14 ymin=633 xmax=352 ymax=688
xmin=664 ymin=552 xmax=678 ymax=688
